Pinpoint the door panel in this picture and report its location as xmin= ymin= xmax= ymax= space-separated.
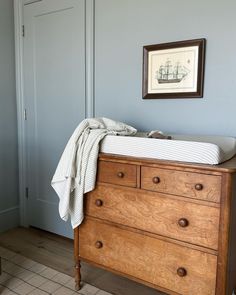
xmin=24 ymin=0 xmax=85 ymax=237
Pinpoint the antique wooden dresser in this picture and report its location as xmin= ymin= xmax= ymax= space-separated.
xmin=74 ymin=153 xmax=236 ymax=295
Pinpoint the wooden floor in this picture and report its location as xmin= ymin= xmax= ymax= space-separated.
xmin=0 ymin=227 xmax=163 ymax=295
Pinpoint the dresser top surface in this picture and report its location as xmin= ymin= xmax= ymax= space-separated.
xmin=99 ymin=153 xmax=236 ymax=173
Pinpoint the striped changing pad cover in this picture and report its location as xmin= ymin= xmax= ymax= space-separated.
xmin=100 ymin=133 xmax=236 ymax=165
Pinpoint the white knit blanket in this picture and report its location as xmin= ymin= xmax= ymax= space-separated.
xmin=51 ymin=117 xmax=137 ymax=228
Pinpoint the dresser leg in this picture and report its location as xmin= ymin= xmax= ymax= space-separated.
xmin=74 ymin=227 xmax=81 ymax=291
xmin=75 ymin=260 xmax=81 ymax=291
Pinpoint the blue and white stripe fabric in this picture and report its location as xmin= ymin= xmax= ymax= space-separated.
xmin=51 ymin=118 xmax=137 ymax=229
xmin=100 ymin=133 xmax=236 ymax=165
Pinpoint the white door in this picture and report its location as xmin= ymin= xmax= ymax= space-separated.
xmin=23 ymin=0 xmax=85 ymax=238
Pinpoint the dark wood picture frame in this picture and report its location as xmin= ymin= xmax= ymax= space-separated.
xmin=142 ymin=38 xmax=206 ymax=99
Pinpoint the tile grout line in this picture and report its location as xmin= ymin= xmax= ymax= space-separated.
xmin=1 ymin=271 xmax=51 ymax=295
xmin=0 ymin=246 xmax=113 ymax=295
xmin=2 ymin=269 xmax=66 ymax=295
xmin=0 ymin=283 xmax=20 ymax=295
xmin=1 ymin=256 xmax=71 ymax=294
xmin=1 ymin=256 xmax=99 ymax=295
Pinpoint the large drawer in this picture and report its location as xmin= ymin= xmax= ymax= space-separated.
xmin=141 ymin=166 xmax=221 ymax=202
xmin=85 ymin=185 xmax=220 ymax=249
xmin=79 ymin=218 xmax=217 ymax=295
xmin=97 ymin=160 xmax=137 ymax=187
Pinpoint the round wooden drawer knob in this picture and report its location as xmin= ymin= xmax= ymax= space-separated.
xmin=177 ymin=267 xmax=187 ymax=277
xmin=195 ymin=183 xmax=203 ymax=191
xmin=95 ymin=199 xmax=103 ymax=207
xmin=95 ymin=241 xmax=103 ymax=249
xmin=117 ymin=172 xmax=124 ymax=178
xmin=178 ymin=218 xmax=189 ymax=227
xmin=152 ymin=176 xmax=160 ymax=184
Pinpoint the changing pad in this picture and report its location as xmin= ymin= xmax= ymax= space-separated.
xmin=100 ymin=133 xmax=236 ymax=164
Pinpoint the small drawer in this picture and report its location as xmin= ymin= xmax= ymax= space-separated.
xmin=97 ymin=160 xmax=137 ymax=187
xmin=79 ymin=218 xmax=217 ymax=295
xmin=85 ymin=185 xmax=220 ymax=249
xmin=141 ymin=166 xmax=221 ymax=202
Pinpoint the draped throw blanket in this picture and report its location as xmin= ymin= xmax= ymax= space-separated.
xmin=51 ymin=118 xmax=137 ymax=228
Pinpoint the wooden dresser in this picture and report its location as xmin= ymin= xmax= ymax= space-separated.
xmin=74 ymin=153 xmax=236 ymax=295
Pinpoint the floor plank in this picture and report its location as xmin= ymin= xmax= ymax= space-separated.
xmin=0 ymin=227 xmax=74 ymax=275
xmin=0 ymin=227 xmax=163 ymax=295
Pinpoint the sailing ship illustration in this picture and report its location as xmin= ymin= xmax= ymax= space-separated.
xmin=156 ymin=59 xmax=190 ymax=84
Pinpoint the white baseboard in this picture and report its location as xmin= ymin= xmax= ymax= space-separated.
xmin=0 ymin=206 xmax=19 ymax=233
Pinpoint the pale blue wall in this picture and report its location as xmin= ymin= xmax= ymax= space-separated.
xmin=1 ymin=0 xmax=236 ymax=234
xmin=0 ymin=0 xmax=19 ymax=232
xmin=95 ymin=0 xmax=236 ymax=136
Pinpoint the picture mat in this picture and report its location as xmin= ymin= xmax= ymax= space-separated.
xmin=148 ymin=46 xmax=199 ymax=94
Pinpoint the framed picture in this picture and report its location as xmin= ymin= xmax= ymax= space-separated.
xmin=142 ymin=38 xmax=206 ymax=99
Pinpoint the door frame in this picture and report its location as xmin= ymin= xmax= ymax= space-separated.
xmin=14 ymin=0 xmax=95 ymax=227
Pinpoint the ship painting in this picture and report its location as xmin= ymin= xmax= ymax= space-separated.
xmin=156 ymin=59 xmax=190 ymax=84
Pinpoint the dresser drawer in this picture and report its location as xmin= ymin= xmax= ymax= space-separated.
xmin=141 ymin=166 xmax=221 ymax=202
xmin=79 ymin=218 xmax=217 ymax=295
xmin=85 ymin=185 xmax=220 ymax=249
xmin=97 ymin=160 xmax=137 ymax=187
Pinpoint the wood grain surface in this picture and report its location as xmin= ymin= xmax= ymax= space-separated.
xmin=77 ymin=154 xmax=236 ymax=295
xmin=79 ymin=218 xmax=217 ymax=295
xmin=85 ymin=184 xmax=220 ymax=249
xmin=97 ymin=160 xmax=137 ymax=187
xmin=141 ymin=166 xmax=221 ymax=202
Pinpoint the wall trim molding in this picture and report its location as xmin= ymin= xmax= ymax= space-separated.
xmin=0 ymin=206 xmax=19 ymax=215
xmin=0 ymin=206 xmax=19 ymax=233
xmin=85 ymin=0 xmax=95 ymax=118
xmin=14 ymin=0 xmax=28 ymax=227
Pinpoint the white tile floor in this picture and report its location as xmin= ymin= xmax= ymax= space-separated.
xmin=0 ymin=246 xmax=112 ymax=295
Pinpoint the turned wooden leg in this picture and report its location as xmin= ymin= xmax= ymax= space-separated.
xmin=74 ymin=227 xmax=81 ymax=290
xmin=75 ymin=260 xmax=81 ymax=291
